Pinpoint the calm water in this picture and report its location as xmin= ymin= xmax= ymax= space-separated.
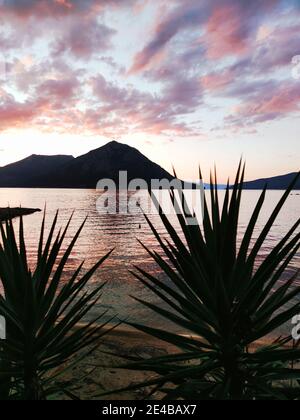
xmin=0 ymin=188 xmax=299 ymax=333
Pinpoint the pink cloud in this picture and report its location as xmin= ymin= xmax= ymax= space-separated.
xmin=0 ymin=0 xmax=87 ymax=18
xmin=129 ymin=2 xmax=206 ymax=74
xmin=90 ymin=73 xmax=203 ymax=136
xmin=0 ymin=0 xmax=298 ymax=140
xmin=129 ymin=0 xmax=280 ymax=74
xmin=201 ymin=69 xmax=235 ymax=92
xmin=0 ymin=66 xmax=203 ymax=137
xmin=253 ymin=23 xmax=300 ymax=72
xmin=39 ymin=77 xmax=80 ymax=103
xmin=52 ymin=18 xmax=116 ymax=58
xmin=204 ymin=5 xmax=250 ymax=59
xmin=0 ymin=0 xmax=137 ymax=18
xmin=0 ymin=95 xmax=49 ymax=131
xmin=226 ymin=82 xmax=300 ymax=128
xmin=256 ymin=86 xmax=300 ymax=114
xmin=0 ymin=65 xmax=82 ymax=132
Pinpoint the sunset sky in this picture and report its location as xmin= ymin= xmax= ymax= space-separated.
xmin=0 ymin=0 xmax=299 ymax=182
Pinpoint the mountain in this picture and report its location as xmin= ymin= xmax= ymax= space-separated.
xmin=38 ymin=141 xmax=174 ymax=188
xmin=2 ymin=142 xmax=297 ymax=190
xmin=0 ymin=141 xmax=174 ymax=188
xmin=0 ymin=154 xmax=74 ymax=187
xmin=242 ymin=172 xmax=300 ymax=190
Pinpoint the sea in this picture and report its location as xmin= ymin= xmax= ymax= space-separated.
xmin=0 ymin=188 xmax=299 ymax=335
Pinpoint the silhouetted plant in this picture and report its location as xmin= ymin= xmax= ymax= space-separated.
xmin=119 ymin=165 xmax=300 ymax=400
xmin=0 ymin=212 xmax=114 ymax=400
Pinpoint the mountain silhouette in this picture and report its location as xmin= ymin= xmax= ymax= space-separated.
xmin=1 ymin=142 xmax=298 ymax=190
xmin=0 ymin=141 xmax=174 ymax=188
xmin=242 ymin=172 xmax=300 ymax=190
xmin=0 ymin=154 xmax=74 ymax=187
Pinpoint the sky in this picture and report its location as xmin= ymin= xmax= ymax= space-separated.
xmin=0 ymin=0 xmax=299 ymax=182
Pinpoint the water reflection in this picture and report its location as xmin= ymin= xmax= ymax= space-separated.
xmin=0 ymin=188 xmax=299 ymax=332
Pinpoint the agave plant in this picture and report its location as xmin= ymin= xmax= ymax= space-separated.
xmin=120 ymin=164 xmax=300 ymax=400
xmin=0 ymin=212 xmax=114 ymax=400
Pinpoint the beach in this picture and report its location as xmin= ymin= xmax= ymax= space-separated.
xmin=54 ymin=327 xmax=295 ymax=400
xmin=55 ymin=328 xmax=178 ymax=400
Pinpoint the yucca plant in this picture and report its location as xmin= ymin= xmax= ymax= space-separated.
xmin=119 ymin=165 xmax=300 ymax=400
xmin=0 ymin=212 xmax=114 ymax=400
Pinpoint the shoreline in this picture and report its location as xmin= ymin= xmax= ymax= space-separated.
xmin=76 ymin=322 xmax=293 ymax=350
xmin=57 ymin=324 xmax=294 ymax=400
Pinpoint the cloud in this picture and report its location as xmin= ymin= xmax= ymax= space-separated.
xmin=219 ymin=22 xmax=300 ymax=80
xmin=0 ymin=0 xmax=136 ymax=18
xmin=39 ymin=77 xmax=80 ymax=102
xmin=129 ymin=0 xmax=280 ymax=74
xmin=129 ymin=1 xmax=207 ymax=74
xmin=201 ymin=69 xmax=236 ymax=92
xmin=0 ymin=0 xmax=131 ymax=58
xmin=225 ymin=82 xmax=300 ymax=128
xmin=253 ymin=23 xmax=300 ymax=72
xmin=0 ymin=0 xmax=299 ymax=140
xmin=204 ymin=3 xmax=251 ymax=59
xmin=0 ymin=64 xmax=203 ymax=137
xmin=0 ymin=0 xmax=114 ymax=18
xmin=90 ymin=72 xmax=203 ymax=136
xmin=0 ymin=0 xmax=90 ymax=18
xmin=52 ymin=18 xmax=116 ymax=58
xmin=0 ymin=59 xmax=82 ymax=132
xmin=0 ymin=93 xmax=48 ymax=131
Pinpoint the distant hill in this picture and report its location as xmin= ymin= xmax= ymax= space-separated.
xmin=1 ymin=143 xmax=297 ymax=190
xmin=0 ymin=141 xmax=174 ymax=188
xmin=0 ymin=154 xmax=74 ymax=187
xmin=242 ymin=172 xmax=300 ymax=190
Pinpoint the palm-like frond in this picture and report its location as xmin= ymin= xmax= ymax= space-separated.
xmin=126 ymin=166 xmax=300 ymax=400
xmin=0 ymin=212 xmax=114 ymax=400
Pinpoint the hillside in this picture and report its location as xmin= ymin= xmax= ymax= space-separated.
xmin=242 ymin=172 xmax=300 ymax=190
xmin=0 ymin=142 xmax=174 ymax=188
xmin=0 ymin=154 xmax=74 ymax=187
